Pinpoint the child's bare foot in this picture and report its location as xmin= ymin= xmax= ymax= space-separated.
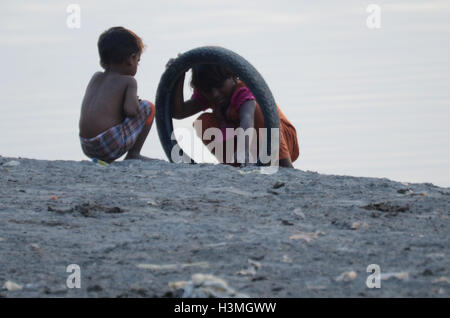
xmin=124 ymin=153 xmax=154 ymax=161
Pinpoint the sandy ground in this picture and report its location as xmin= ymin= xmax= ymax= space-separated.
xmin=0 ymin=155 xmax=449 ymax=298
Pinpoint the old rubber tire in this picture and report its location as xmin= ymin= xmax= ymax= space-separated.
xmin=155 ymin=46 xmax=280 ymax=163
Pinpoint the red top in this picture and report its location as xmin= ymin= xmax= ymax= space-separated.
xmin=191 ymin=83 xmax=255 ymax=114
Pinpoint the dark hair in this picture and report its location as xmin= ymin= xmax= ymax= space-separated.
xmin=190 ymin=64 xmax=237 ymax=93
xmin=97 ymin=26 xmax=144 ymax=67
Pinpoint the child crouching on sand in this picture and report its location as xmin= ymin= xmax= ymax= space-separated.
xmin=169 ymin=63 xmax=299 ymax=168
xmin=79 ymin=26 xmax=155 ymax=163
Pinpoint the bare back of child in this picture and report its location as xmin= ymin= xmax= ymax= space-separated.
xmin=80 ymin=72 xmax=137 ymax=138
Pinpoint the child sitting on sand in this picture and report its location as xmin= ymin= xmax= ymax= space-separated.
xmin=169 ymin=62 xmax=299 ymax=168
xmin=79 ymin=26 xmax=155 ymax=163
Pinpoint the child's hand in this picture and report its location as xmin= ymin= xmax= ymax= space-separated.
xmin=165 ymin=58 xmax=175 ymax=69
xmin=165 ymin=53 xmax=182 ymax=69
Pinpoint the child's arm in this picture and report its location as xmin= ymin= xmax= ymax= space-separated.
xmin=239 ymin=100 xmax=256 ymax=132
xmin=237 ymin=100 xmax=257 ymax=165
xmin=123 ymin=77 xmax=140 ymax=118
xmin=171 ymin=74 xmax=205 ymax=119
xmin=166 ymin=57 xmax=205 ymax=119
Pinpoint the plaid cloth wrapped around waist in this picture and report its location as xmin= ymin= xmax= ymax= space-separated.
xmin=80 ymin=100 xmax=154 ymax=162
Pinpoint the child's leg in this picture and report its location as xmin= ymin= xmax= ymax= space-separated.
xmin=276 ymin=125 xmax=298 ymax=168
xmin=124 ymin=101 xmax=156 ymax=160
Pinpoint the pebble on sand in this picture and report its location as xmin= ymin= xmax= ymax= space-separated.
xmin=335 ymin=271 xmax=358 ymax=282
xmin=380 ymin=272 xmax=410 ymax=281
xmin=137 ymin=261 xmax=209 ymax=272
xmin=433 ymin=277 xmax=450 ymax=284
xmin=236 ymin=259 xmax=261 ymax=277
xmin=289 ymin=231 xmax=324 ymax=243
xmin=3 ymin=281 xmax=23 ymax=291
xmin=169 ymin=273 xmax=249 ymax=298
xmin=3 ymin=161 xmax=20 ymax=167
xmin=282 ymin=254 xmax=293 ymax=263
xmin=351 ymin=222 xmax=369 ymax=230
xmin=292 ymin=208 xmax=305 ymax=219
xmin=30 ymin=243 xmax=41 ymax=252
